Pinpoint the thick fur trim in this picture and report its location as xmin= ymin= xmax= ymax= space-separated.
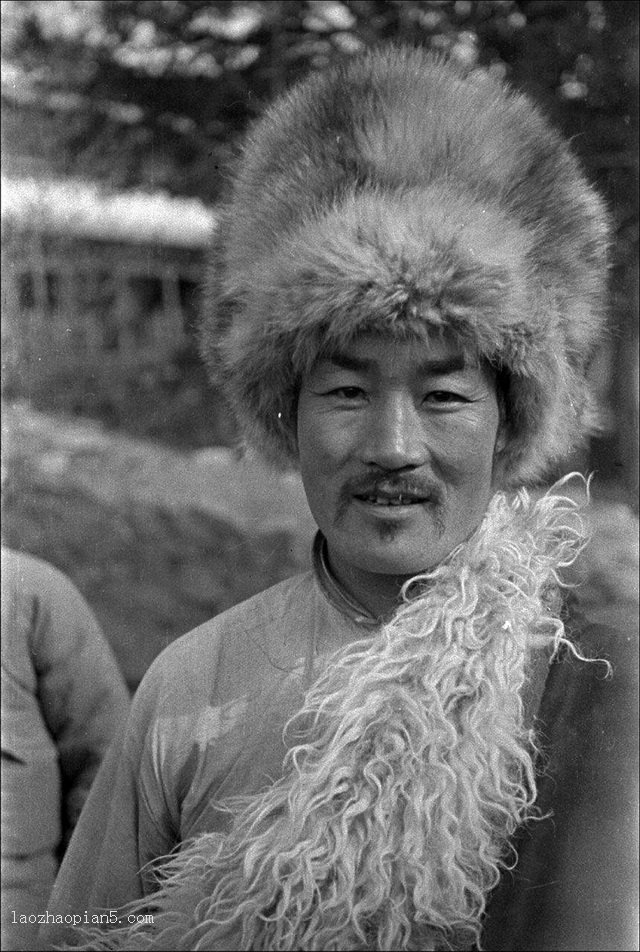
xmin=70 ymin=480 xmax=599 ymax=951
xmin=200 ymin=46 xmax=610 ymax=484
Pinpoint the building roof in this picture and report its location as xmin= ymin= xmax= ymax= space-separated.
xmin=1 ymin=175 xmax=216 ymax=247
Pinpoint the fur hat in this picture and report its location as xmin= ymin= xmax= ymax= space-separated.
xmin=200 ymin=45 xmax=610 ymax=485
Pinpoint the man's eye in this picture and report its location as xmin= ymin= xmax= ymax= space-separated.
xmin=330 ymin=387 xmax=365 ymax=399
xmin=425 ymin=390 xmax=469 ymax=404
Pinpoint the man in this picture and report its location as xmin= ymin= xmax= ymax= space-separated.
xmin=43 ymin=47 xmax=637 ymax=950
xmin=2 ymin=548 xmax=130 ymax=951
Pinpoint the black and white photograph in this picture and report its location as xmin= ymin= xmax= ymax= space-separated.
xmin=2 ymin=2 xmax=638 ymax=950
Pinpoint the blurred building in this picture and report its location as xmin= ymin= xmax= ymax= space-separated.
xmin=1 ymin=176 xmax=214 ymax=373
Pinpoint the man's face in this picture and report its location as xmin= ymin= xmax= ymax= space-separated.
xmin=297 ymin=332 xmax=503 ymax=593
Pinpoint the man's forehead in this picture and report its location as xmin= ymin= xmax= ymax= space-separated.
xmin=312 ymin=331 xmax=477 ymax=375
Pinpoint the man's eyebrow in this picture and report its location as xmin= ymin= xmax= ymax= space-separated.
xmin=417 ymin=353 xmax=467 ymax=375
xmin=322 ymin=352 xmax=372 ymax=372
xmin=320 ymin=351 xmax=468 ymax=374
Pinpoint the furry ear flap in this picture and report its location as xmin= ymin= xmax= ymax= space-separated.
xmin=201 ymin=44 xmax=610 ymax=485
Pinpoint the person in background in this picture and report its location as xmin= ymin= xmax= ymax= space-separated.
xmin=1 ymin=547 xmax=130 ymax=951
xmin=43 ymin=46 xmax=637 ymax=951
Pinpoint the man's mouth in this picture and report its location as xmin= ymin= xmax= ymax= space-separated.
xmin=354 ymin=492 xmax=429 ymax=507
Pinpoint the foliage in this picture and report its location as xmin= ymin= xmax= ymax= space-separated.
xmin=2 ymin=1 xmax=637 ymax=206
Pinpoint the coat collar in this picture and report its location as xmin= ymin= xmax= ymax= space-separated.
xmin=312 ymin=531 xmax=381 ymax=630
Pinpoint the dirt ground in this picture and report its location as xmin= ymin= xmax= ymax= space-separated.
xmin=2 ymin=401 xmax=638 ymax=692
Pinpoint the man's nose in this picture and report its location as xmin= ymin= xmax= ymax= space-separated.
xmin=362 ymin=393 xmax=426 ymax=470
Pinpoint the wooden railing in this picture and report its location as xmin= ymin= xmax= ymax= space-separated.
xmin=2 ymin=226 xmax=207 ymax=370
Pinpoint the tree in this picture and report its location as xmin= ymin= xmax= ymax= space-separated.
xmin=3 ymin=2 xmax=636 ymax=203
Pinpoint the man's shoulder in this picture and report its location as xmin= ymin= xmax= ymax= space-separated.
xmin=133 ymin=571 xmax=319 ymax=709
xmin=1 ymin=546 xmax=87 ymax=614
xmin=1 ymin=548 xmax=103 ymax=684
xmin=165 ymin=569 xmax=317 ymax=654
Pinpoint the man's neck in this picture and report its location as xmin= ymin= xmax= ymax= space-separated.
xmin=324 ymin=543 xmax=412 ymax=622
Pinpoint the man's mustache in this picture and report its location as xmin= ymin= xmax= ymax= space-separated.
xmin=343 ymin=473 xmax=444 ymax=503
xmin=336 ymin=473 xmax=444 ymax=522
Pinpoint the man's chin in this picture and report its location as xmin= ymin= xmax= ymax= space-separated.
xmin=338 ymin=532 xmax=449 ymax=579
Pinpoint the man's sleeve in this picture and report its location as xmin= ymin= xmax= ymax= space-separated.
xmin=28 ymin=559 xmax=131 ymax=840
xmin=39 ymin=664 xmax=180 ymax=949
